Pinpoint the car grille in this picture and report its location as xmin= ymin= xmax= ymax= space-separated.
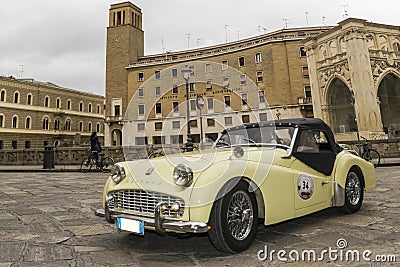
xmin=107 ymin=190 xmax=185 ymax=218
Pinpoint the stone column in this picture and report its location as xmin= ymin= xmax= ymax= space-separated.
xmin=342 ymin=24 xmax=383 ymax=132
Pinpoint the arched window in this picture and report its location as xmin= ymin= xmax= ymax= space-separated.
xmin=44 ymin=96 xmax=50 ymax=107
xmin=79 ymin=121 xmax=83 ymax=132
xmin=378 ymin=73 xmax=400 ymax=135
xmin=97 ymin=104 xmax=101 ymax=113
xmin=328 ymin=40 xmax=337 ymax=57
xmin=0 ymin=114 xmax=4 ymax=127
xmin=326 ymin=78 xmax=357 ymax=133
xmin=96 ymin=122 xmax=101 ymax=132
xmin=65 ymin=119 xmax=71 ymax=131
xmin=54 ymin=118 xmax=61 ymax=130
xmin=366 ymin=34 xmax=375 ymax=49
xmin=56 ymin=98 xmax=61 ymax=109
xmin=79 ymin=101 xmax=84 ymax=112
xmin=12 ymin=115 xmax=18 ymax=128
xmin=14 ymin=91 xmax=19 ymax=104
xmin=25 ymin=117 xmax=31 ymax=129
xmin=88 ymin=122 xmax=92 ymax=132
xmin=88 ymin=103 xmax=92 ymax=113
xmin=378 ymin=35 xmax=388 ymax=51
xmin=42 ymin=117 xmax=50 ymax=130
xmin=67 ymin=99 xmax=71 ymax=110
xmin=394 ymin=42 xmax=400 ymax=52
xmin=0 ymin=89 xmax=6 ymax=102
xmin=27 ymin=93 xmax=32 ymax=105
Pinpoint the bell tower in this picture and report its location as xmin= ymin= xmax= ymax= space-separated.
xmin=105 ymin=2 xmax=144 ymax=146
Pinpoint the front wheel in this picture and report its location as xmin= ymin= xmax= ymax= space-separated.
xmin=80 ymin=158 xmax=93 ymax=173
xmin=208 ymin=181 xmax=258 ymax=253
xmin=101 ymin=156 xmax=114 ymax=172
xmin=340 ymin=170 xmax=364 ymax=213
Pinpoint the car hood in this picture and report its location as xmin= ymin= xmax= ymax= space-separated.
xmin=112 ymin=146 xmax=278 ymax=192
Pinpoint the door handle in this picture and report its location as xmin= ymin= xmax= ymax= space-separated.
xmin=322 ymin=181 xmax=330 ymax=185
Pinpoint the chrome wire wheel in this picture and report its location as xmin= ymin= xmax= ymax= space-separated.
xmin=346 ymin=172 xmax=361 ymax=206
xmin=227 ymin=190 xmax=254 ymax=241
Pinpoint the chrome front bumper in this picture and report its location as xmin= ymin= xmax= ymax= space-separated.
xmin=107 ymin=202 xmax=209 ymax=234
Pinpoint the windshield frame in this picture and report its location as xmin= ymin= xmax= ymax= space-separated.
xmin=214 ymin=125 xmax=297 ymax=150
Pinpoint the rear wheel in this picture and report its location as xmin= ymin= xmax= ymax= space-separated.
xmin=368 ymin=149 xmax=380 ymax=167
xmin=362 ymin=149 xmax=380 ymax=167
xmin=340 ymin=170 xmax=364 ymax=213
xmin=208 ymin=181 xmax=258 ymax=253
xmin=80 ymin=158 xmax=93 ymax=173
xmin=101 ymin=156 xmax=114 ymax=172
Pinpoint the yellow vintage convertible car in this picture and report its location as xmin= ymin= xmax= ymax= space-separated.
xmin=102 ymin=118 xmax=376 ymax=253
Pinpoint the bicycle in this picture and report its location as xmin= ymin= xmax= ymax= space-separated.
xmin=123 ymin=145 xmax=165 ymax=160
xmin=81 ymin=151 xmax=114 ymax=172
xmin=147 ymin=144 xmax=165 ymax=158
xmin=360 ymin=136 xmax=380 ymax=168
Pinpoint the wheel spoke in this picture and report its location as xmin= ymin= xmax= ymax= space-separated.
xmin=227 ymin=190 xmax=254 ymax=241
xmin=346 ymin=172 xmax=361 ymax=206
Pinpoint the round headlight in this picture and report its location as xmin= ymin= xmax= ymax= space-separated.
xmin=173 ymin=163 xmax=193 ymax=187
xmin=110 ymin=164 xmax=126 ymax=184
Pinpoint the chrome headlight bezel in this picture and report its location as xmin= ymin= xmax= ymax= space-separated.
xmin=173 ymin=163 xmax=193 ymax=187
xmin=110 ymin=163 xmax=126 ymax=184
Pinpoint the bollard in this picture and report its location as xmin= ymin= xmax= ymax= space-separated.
xmin=43 ymin=145 xmax=55 ymax=169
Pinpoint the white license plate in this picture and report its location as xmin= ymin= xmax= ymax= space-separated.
xmin=116 ymin=217 xmax=144 ymax=235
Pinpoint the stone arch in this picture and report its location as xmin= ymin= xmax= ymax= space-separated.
xmin=377 ymin=72 xmax=400 ymax=136
xmin=325 ymin=77 xmax=357 ymax=133
xmin=328 ymin=40 xmax=337 ymax=57
xmin=318 ymin=44 xmax=327 ymax=60
xmin=378 ymin=35 xmax=388 ymax=51
xmin=365 ymin=33 xmax=376 ymax=49
xmin=111 ymin=128 xmax=122 ymax=146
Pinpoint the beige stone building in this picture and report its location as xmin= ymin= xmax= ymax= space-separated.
xmin=0 ymin=76 xmax=105 ymax=149
xmin=105 ymin=2 xmax=400 ymax=146
xmin=305 ymin=18 xmax=400 ymax=141
xmin=105 ymin=1 xmax=330 ymax=147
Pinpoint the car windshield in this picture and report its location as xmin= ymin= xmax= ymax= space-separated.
xmin=215 ymin=125 xmax=295 ymax=148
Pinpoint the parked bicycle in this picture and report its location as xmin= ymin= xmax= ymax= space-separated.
xmin=360 ymin=136 xmax=380 ymax=167
xmin=81 ymin=151 xmax=114 ymax=172
xmin=124 ymin=144 xmax=165 ymax=160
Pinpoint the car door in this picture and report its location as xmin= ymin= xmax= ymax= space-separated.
xmin=291 ymin=129 xmax=335 ymax=212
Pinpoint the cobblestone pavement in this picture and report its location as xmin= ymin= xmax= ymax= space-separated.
xmin=0 ymin=167 xmax=398 ymax=267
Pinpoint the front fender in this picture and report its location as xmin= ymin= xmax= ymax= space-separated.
xmin=189 ymin=158 xmax=269 ymax=223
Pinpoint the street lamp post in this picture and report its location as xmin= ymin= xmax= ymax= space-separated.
xmin=181 ymin=65 xmax=194 ymax=152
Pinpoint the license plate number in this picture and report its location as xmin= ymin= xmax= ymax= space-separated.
xmin=116 ymin=217 xmax=144 ymax=235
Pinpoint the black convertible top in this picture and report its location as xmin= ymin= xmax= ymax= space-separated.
xmin=225 ymin=118 xmax=342 ymax=154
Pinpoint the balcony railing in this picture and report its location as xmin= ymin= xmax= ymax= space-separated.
xmin=105 ymin=116 xmax=123 ymax=123
xmin=298 ymin=97 xmax=312 ymax=105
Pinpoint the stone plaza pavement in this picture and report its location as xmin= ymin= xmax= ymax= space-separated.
xmin=0 ymin=167 xmax=398 ymax=266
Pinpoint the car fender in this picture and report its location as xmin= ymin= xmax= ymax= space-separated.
xmin=334 ymin=151 xmax=375 ymax=188
xmin=189 ymin=158 xmax=268 ymax=223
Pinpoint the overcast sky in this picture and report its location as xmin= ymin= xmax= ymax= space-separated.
xmin=1 ymin=0 xmax=400 ymax=95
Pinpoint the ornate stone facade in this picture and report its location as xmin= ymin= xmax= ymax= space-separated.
xmin=305 ymin=18 xmax=400 ymax=141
